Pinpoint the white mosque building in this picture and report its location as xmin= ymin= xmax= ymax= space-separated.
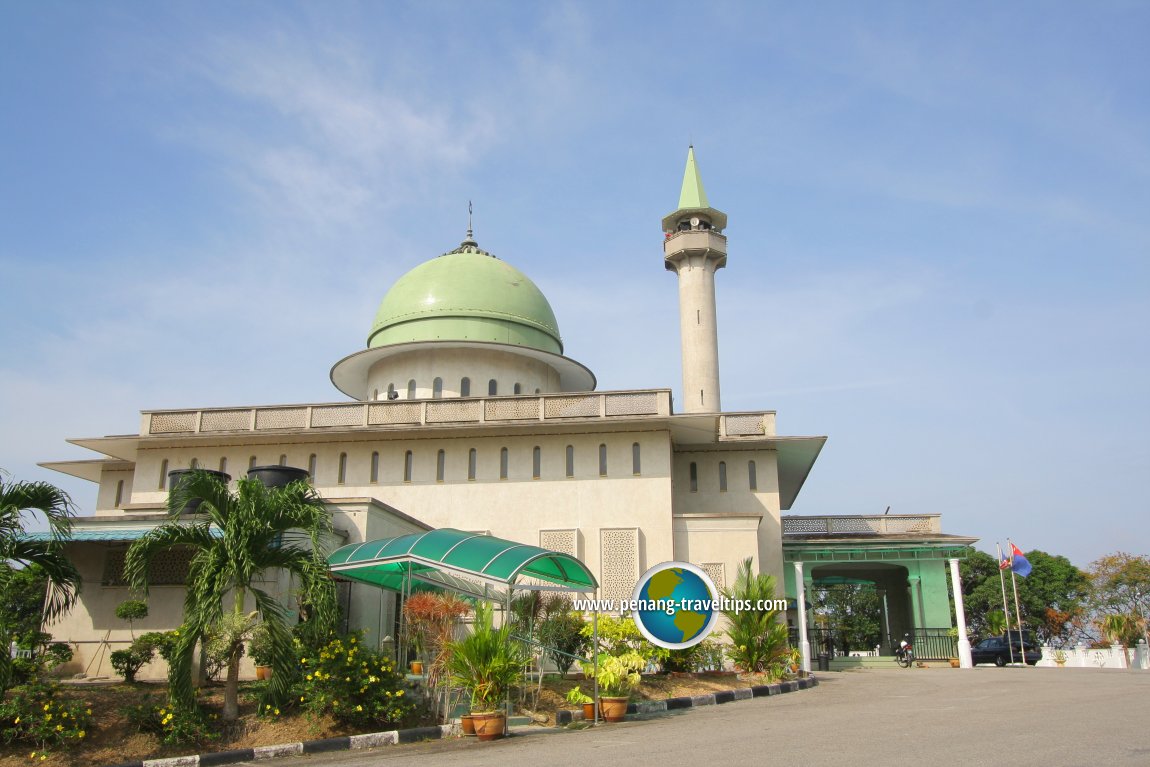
xmin=42 ymin=148 xmax=831 ymax=678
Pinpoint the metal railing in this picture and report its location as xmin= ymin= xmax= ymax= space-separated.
xmin=793 ymin=626 xmax=957 ymax=661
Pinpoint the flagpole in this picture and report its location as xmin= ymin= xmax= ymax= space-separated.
xmin=996 ymin=542 xmax=1015 ymax=665
xmin=1008 ymin=539 xmax=1027 ymax=669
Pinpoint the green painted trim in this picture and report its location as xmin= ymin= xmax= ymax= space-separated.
xmin=783 ymin=545 xmax=972 ymax=562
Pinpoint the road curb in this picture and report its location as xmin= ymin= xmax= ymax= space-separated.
xmin=101 ymin=723 xmax=458 ymax=767
xmin=555 ymin=674 xmax=819 ymax=725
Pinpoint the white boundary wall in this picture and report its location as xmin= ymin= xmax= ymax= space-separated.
xmin=1036 ymin=641 xmax=1149 ymax=670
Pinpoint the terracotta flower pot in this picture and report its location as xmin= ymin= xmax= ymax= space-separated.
xmin=460 ymin=714 xmax=476 ymax=736
xmin=471 ymin=711 xmax=506 ymax=741
xmin=599 ymin=697 xmax=628 ymax=723
xmin=410 ymin=660 xmax=424 ymax=675
xmin=582 ymin=702 xmax=597 ymax=720
xmin=255 ymin=665 xmax=272 ymax=681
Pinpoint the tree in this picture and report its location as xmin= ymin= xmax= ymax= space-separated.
xmin=124 ymin=471 xmax=337 ymax=721
xmin=959 ymin=548 xmax=1088 ymax=644
xmin=811 ymin=583 xmax=882 ymax=653
xmin=1088 ymin=553 xmax=1150 ymax=648
xmin=0 ymin=474 xmax=82 ymax=692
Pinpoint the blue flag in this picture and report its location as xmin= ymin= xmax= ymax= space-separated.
xmin=1009 ymin=543 xmax=1032 ymax=577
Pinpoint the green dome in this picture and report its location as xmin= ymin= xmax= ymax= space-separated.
xmin=368 ymin=243 xmax=563 ymax=354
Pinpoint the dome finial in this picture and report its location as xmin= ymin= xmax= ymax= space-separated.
xmin=466 ymin=200 xmax=474 ymax=241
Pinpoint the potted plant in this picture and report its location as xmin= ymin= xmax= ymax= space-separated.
xmin=566 ymin=685 xmax=596 ymax=720
xmin=581 ymin=651 xmax=644 ymax=722
xmin=249 ymin=622 xmax=274 ymax=680
xmin=446 ymin=604 xmax=526 ymax=741
xmin=1053 ymin=648 xmax=1068 ymax=667
xmin=787 ymin=647 xmax=801 ymax=674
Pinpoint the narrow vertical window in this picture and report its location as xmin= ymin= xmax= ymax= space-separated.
xmin=190 ymin=458 xmax=199 ymax=470
xmin=689 ymin=462 xmax=698 ymax=493
xmin=488 ymin=379 xmax=498 ymax=396
xmin=565 ymin=445 xmax=575 ymax=478
xmin=370 ymin=452 xmax=379 ymax=483
xmin=513 ymin=382 xmax=522 ymax=395
xmin=433 ymin=377 xmax=443 ymax=399
xmin=387 ymin=383 xmax=396 ymax=400
xmin=218 ymin=457 xmax=227 ymax=474
xmin=534 ymin=388 xmax=541 ymax=394
xmin=632 ymin=443 xmax=641 ymax=475
xmin=159 ymin=459 xmax=168 ymax=489
xmin=407 ymin=379 xmax=417 ymax=399
xmin=500 ymin=447 xmax=509 ymax=480
xmin=748 ymin=460 xmax=758 ymax=491
xmin=468 ymin=449 xmax=477 ymax=481
xmin=460 ymin=377 xmax=471 ymax=397
xmin=373 ymin=388 xmax=379 ymax=401
xmin=308 ymin=454 xmax=317 ymax=479
xmin=115 ymin=480 xmax=124 ymax=507
xmin=338 ymin=452 xmax=347 ymax=484
xmin=436 ymin=450 xmax=446 ymax=482
xmin=532 ymin=447 xmax=541 ymax=479
xmin=404 ymin=451 xmax=414 ymax=483
xmin=279 ymin=454 xmax=287 ymax=466
xmin=248 ymin=455 xmax=257 ymax=471
xmin=599 ymin=444 xmax=608 ymax=477
xmin=719 ymin=461 xmax=728 ymax=492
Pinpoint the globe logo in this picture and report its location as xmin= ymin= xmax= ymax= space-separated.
xmin=630 ymin=561 xmax=718 ymax=649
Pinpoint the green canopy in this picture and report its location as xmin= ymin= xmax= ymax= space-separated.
xmin=327 ymin=527 xmax=598 ymax=600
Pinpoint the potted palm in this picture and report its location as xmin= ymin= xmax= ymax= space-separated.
xmin=581 ymin=651 xmax=644 ymax=722
xmin=446 ymin=604 xmax=526 ymax=741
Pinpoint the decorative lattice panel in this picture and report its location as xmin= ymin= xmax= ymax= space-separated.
xmin=605 ymin=392 xmax=659 ymax=416
xmin=103 ymin=547 xmax=193 ymax=586
xmin=149 ymin=412 xmax=197 ymax=434
xmin=485 ymin=398 xmax=540 ymax=421
xmin=545 ymin=395 xmax=599 ymax=419
xmin=426 ymin=400 xmax=481 ymax=423
xmin=830 ymin=517 xmax=882 ymax=534
xmin=199 ymin=409 xmax=251 ymax=432
xmin=782 ymin=517 xmax=830 ymax=535
xmin=311 ymin=405 xmax=365 ymax=428
xmin=725 ymin=414 xmax=765 ymax=436
xmin=368 ymin=402 xmax=421 ymax=425
xmin=599 ymin=528 xmax=639 ymax=606
xmin=255 ymin=408 xmax=307 ymax=430
xmin=700 ymin=563 xmax=725 ymax=591
xmin=883 ymin=517 xmax=936 ymax=533
xmin=540 ymin=529 xmax=578 ymax=558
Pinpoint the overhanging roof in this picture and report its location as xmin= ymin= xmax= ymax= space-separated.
xmin=328 ymin=527 xmax=598 ymax=599
xmin=21 ymin=527 xmax=223 ymax=542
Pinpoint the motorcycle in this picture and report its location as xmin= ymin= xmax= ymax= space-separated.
xmin=894 ymin=635 xmax=915 ymax=668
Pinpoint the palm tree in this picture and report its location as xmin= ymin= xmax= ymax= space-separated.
xmin=720 ymin=558 xmax=790 ymax=674
xmin=0 ymin=473 xmax=82 ymax=692
xmin=125 ymin=470 xmax=337 ymax=720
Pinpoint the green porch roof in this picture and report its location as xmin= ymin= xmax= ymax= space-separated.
xmin=327 ymin=528 xmax=598 ymax=597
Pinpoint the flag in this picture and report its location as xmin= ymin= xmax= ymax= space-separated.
xmin=999 ymin=557 xmax=1011 ymax=571
xmin=1009 ymin=542 xmax=1032 ymax=577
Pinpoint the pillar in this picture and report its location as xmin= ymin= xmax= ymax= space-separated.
xmin=794 ymin=561 xmax=810 ymax=673
xmin=949 ymin=558 xmax=973 ymax=669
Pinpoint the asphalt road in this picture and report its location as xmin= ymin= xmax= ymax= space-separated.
xmin=242 ymin=668 xmax=1150 ymax=767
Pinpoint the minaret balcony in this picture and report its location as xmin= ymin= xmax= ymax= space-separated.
xmin=663 ymin=229 xmax=727 ymax=258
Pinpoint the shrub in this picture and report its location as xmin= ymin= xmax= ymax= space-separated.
xmin=0 ymin=679 xmax=93 ymax=757
xmin=721 ymin=559 xmax=790 ymax=676
xmin=663 ymin=639 xmax=725 ymax=673
xmin=124 ymin=700 xmax=219 ymax=746
xmin=115 ymin=600 xmax=149 ymax=625
xmin=579 ymin=613 xmax=667 ymax=665
xmin=111 ymin=635 xmax=159 ymax=683
xmin=138 ymin=630 xmax=179 ymax=663
xmin=296 ymin=634 xmax=416 ymax=728
xmin=538 ymin=608 xmax=589 ymax=675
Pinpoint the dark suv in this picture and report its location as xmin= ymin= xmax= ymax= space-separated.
xmin=970 ymin=636 xmax=1041 ymax=666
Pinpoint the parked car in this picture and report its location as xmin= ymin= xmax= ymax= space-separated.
xmin=971 ymin=636 xmax=1041 ymax=666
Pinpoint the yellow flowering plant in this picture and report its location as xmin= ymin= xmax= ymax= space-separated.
xmin=0 ymin=680 xmax=92 ymax=756
xmin=293 ymin=633 xmax=416 ymax=729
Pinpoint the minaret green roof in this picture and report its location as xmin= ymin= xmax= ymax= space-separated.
xmin=678 ymin=145 xmax=710 ymax=209
xmin=661 ymin=146 xmax=728 ymax=232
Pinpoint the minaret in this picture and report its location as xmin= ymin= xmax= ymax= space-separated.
xmin=662 ymin=146 xmax=728 ymax=414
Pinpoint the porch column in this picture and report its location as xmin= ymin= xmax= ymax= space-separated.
xmin=794 ymin=561 xmax=811 ymax=673
xmin=949 ymin=558 xmax=973 ymax=669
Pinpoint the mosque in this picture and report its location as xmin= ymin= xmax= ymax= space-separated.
xmin=41 ymin=148 xmax=977 ymax=677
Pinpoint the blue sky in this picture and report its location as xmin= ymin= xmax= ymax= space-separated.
xmin=1 ymin=1 xmax=1147 ymax=568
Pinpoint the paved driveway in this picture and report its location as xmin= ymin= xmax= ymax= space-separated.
xmin=251 ymin=668 xmax=1150 ymax=767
